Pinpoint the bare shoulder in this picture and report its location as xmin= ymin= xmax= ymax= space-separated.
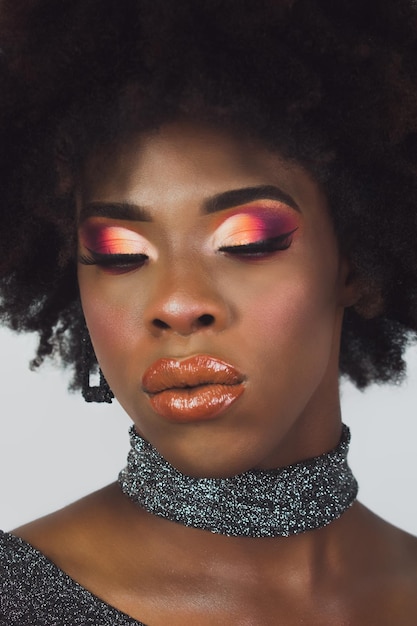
xmin=346 ymin=501 xmax=417 ymax=569
xmin=360 ymin=501 xmax=417 ymax=556
xmin=10 ymin=482 xmax=131 ymax=569
xmin=341 ymin=502 xmax=417 ymax=621
xmin=8 ymin=496 xmax=417 ymax=624
xmin=12 ymin=483 xmax=123 ymax=533
xmin=8 ymin=483 xmax=156 ymax=617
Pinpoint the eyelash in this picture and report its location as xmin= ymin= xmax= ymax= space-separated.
xmin=218 ymin=229 xmax=297 ymax=257
xmin=78 ymin=250 xmax=148 ymax=273
xmin=78 ymin=228 xmax=297 ymax=271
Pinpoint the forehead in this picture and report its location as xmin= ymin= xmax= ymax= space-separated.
xmin=78 ymin=120 xmax=328 ymax=217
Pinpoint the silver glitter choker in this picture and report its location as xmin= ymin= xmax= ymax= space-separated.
xmin=118 ymin=424 xmax=358 ymax=538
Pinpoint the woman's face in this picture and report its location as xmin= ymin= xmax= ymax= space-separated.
xmin=77 ymin=120 xmax=356 ymax=477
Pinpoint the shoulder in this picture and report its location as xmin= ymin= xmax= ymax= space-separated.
xmin=6 ymin=482 xmax=149 ymax=599
xmin=0 ymin=530 xmax=45 ymax=587
xmin=341 ymin=503 xmax=417 ymax=619
xmin=0 ymin=529 xmax=36 ymax=575
xmin=9 ymin=482 xmax=126 ymax=571
xmin=346 ymin=502 xmax=417 ymax=570
xmin=0 ymin=529 xmax=84 ymax=625
xmin=0 ymin=484 xmax=144 ymax=625
xmin=362 ymin=504 xmax=417 ymax=567
xmin=0 ymin=530 xmax=39 ymax=624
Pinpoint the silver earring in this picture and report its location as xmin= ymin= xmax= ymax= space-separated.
xmin=81 ymin=325 xmax=114 ymax=403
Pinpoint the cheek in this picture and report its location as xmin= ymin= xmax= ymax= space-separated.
xmin=236 ymin=275 xmax=341 ymax=429
xmin=235 ymin=260 xmax=341 ymax=374
xmin=78 ymin=269 xmax=144 ymax=365
xmin=245 ymin=283 xmax=332 ymax=345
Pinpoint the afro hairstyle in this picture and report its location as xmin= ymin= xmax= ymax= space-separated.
xmin=1 ymin=0 xmax=417 ymax=391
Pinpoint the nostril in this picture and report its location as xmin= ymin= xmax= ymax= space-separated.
xmin=198 ymin=314 xmax=215 ymax=327
xmin=153 ymin=318 xmax=170 ymax=329
xmin=150 ymin=313 xmax=216 ymax=333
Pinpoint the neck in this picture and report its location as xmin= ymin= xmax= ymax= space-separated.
xmin=114 ymin=486 xmax=360 ymax=588
xmin=118 ymin=424 xmax=358 ymax=538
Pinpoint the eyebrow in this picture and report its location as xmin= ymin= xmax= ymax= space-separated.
xmin=78 ymin=185 xmax=300 ymax=224
xmin=203 ymin=185 xmax=300 ymax=214
xmin=78 ymin=202 xmax=153 ymax=224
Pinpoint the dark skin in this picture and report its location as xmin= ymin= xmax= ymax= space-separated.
xmin=14 ymin=490 xmax=417 ymax=624
xmin=13 ymin=121 xmax=417 ymax=624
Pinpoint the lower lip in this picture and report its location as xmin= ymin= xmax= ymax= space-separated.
xmin=148 ymin=383 xmax=244 ymax=422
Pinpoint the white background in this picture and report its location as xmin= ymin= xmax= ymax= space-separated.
xmin=1 ymin=326 xmax=416 ymax=534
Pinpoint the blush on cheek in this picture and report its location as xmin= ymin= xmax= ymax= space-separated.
xmin=80 ymin=289 xmax=134 ymax=361
xmin=243 ymin=280 xmax=337 ymax=404
xmin=244 ymin=276 xmax=335 ymax=352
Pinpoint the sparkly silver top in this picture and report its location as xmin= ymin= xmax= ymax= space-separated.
xmin=0 ymin=531 xmax=145 ymax=625
xmin=119 ymin=424 xmax=358 ymax=537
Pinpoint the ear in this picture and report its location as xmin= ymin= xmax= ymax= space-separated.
xmin=337 ymin=257 xmax=362 ymax=308
xmin=337 ymin=257 xmax=384 ymax=318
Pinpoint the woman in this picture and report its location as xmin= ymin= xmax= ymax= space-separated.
xmin=1 ymin=0 xmax=417 ymax=623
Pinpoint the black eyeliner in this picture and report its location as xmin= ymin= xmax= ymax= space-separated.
xmin=218 ymin=228 xmax=298 ymax=255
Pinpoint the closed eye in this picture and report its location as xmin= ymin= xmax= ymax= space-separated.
xmin=218 ymin=228 xmax=297 ymax=257
xmin=78 ymin=250 xmax=148 ymax=274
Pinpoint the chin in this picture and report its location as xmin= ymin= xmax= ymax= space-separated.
xmin=141 ymin=426 xmax=268 ymax=479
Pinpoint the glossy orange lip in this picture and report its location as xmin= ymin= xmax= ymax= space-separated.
xmin=142 ymin=355 xmax=245 ymax=422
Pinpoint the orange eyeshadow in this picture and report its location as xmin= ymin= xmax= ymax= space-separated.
xmin=211 ymin=207 xmax=299 ymax=249
xmin=79 ymin=222 xmax=150 ymax=255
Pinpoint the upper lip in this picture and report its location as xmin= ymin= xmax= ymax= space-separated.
xmin=142 ymin=355 xmax=245 ymax=394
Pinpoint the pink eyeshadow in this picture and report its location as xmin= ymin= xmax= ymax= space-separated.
xmin=79 ymin=222 xmax=148 ymax=255
xmin=212 ymin=208 xmax=299 ymax=248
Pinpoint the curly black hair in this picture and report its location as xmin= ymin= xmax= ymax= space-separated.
xmin=1 ymin=0 xmax=417 ymax=392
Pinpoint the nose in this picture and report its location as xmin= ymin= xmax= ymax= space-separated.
xmin=144 ymin=265 xmax=231 ymax=337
